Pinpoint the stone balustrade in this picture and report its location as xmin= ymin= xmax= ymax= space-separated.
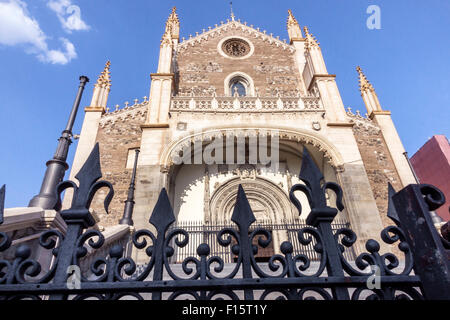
xmin=170 ymin=96 xmax=323 ymax=112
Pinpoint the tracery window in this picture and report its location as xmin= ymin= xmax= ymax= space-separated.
xmin=222 ymin=38 xmax=251 ymax=58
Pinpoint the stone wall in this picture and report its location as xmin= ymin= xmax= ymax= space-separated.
xmin=350 ymin=115 xmax=403 ymax=228
xmin=90 ymin=106 xmax=146 ymax=227
xmin=175 ymin=26 xmax=304 ymax=97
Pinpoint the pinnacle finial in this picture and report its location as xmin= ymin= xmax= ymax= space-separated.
xmin=161 ymin=23 xmax=173 ymax=46
xmin=230 ymin=1 xmax=235 ymax=21
xmin=168 ymin=6 xmax=179 ymax=24
xmin=165 ymin=6 xmax=179 ymax=40
xmin=303 ymin=26 xmax=319 ymax=49
xmin=356 ymin=66 xmax=383 ymax=113
xmin=356 ymin=66 xmax=375 ymax=93
xmin=286 ymin=10 xmax=303 ymax=42
xmin=287 ymin=9 xmax=298 ymax=26
xmin=95 ymin=60 xmax=111 ymax=89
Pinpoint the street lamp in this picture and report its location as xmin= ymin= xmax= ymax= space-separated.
xmin=28 ymin=76 xmax=89 ymax=209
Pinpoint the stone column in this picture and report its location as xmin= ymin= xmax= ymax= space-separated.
xmin=326 ymin=126 xmax=388 ymax=254
xmin=132 ymin=127 xmax=170 ymax=264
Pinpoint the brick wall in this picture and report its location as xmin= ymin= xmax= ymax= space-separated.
xmin=175 ymin=28 xmax=303 ymax=97
xmin=90 ymin=109 xmax=145 ymax=226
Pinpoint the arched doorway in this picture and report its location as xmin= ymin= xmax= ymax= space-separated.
xmin=209 ymin=176 xmax=292 ymax=258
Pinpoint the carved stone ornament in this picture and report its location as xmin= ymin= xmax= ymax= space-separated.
xmin=312 ymin=121 xmax=321 ymax=131
xmin=222 ymin=38 xmax=250 ymax=58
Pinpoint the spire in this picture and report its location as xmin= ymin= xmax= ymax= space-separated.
xmin=90 ymin=61 xmax=111 ymax=109
xmin=230 ymin=1 xmax=235 ymax=21
xmin=95 ymin=60 xmax=111 ymax=90
xmin=165 ymin=6 xmax=180 ymax=40
xmin=161 ymin=23 xmax=173 ymax=46
xmin=287 ymin=9 xmax=303 ymax=43
xmin=356 ymin=66 xmax=375 ymax=93
xmin=356 ymin=66 xmax=383 ymax=113
xmin=287 ymin=9 xmax=298 ymax=26
xmin=303 ymin=26 xmax=320 ymax=50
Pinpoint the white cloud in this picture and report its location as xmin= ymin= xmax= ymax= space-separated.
xmin=0 ymin=0 xmax=77 ymax=65
xmin=0 ymin=0 xmax=47 ymax=50
xmin=39 ymin=38 xmax=77 ymax=65
xmin=47 ymin=0 xmax=90 ymax=33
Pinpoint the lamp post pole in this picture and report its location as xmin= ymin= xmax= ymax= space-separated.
xmin=119 ymin=149 xmax=140 ymax=225
xmin=29 ymin=76 xmax=89 ymax=209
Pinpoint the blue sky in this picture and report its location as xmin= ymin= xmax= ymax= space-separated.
xmin=0 ymin=0 xmax=449 ymax=207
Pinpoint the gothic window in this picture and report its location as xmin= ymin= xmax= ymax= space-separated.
xmin=229 ymin=76 xmax=248 ymax=97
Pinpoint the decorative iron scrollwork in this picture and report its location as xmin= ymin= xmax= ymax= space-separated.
xmin=1 ymin=145 xmax=448 ymax=300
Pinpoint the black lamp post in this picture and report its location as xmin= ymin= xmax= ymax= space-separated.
xmin=28 ymin=76 xmax=89 ymax=209
xmin=119 ymin=149 xmax=140 ymax=225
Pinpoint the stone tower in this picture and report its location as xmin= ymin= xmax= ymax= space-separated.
xmin=68 ymin=8 xmax=416 ymax=262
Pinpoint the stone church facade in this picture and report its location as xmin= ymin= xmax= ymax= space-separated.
xmin=67 ymin=8 xmax=416 ymax=262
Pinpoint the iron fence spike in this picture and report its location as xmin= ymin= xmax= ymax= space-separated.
xmin=231 ymin=185 xmax=256 ymax=230
xmin=149 ymin=188 xmax=175 ymax=234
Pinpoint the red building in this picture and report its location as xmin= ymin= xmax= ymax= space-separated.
xmin=410 ymin=135 xmax=450 ymax=221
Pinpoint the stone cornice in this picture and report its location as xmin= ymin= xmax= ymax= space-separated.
xmin=84 ymin=106 xmax=105 ymax=113
xmin=369 ymin=110 xmax=391 ymax=119
xmin=177 ymin=20 xmax=294 ymax=52
xmin=150 ymin=73 xmax=175 ymax=79
xmin=307 ymin=74 xmax=336 ymax=91
xmin=140 ymin=123 xmax=170 ymax=129
xmin=290 ymin=37 xmax=305 ymax=44
xmin=327 ymin=122 xmax=354 ymax=127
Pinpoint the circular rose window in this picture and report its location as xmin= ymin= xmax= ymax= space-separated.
xmin=221 ymin=38 xmax=251 ymax=58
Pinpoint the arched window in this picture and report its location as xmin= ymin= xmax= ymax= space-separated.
xmin=229 ymin=76 xmax=248 ymax=97
xmin=231 ymin=81 xmax=246 ymax=97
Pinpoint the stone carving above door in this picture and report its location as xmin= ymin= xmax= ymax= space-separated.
xmin=208 ymin=177 xmax=292 ymax=224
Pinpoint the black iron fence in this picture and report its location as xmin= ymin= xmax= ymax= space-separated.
xmin=168 ymin=219 xmax=355 ymax=264
xmin=0 ymin=144 xmax=448 ymax=300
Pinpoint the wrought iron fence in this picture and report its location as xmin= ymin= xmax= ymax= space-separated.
xmin=0 ymin=144 xmax=448 ymax=300
xmin=168 ymin=219 xmax=355 ymax=264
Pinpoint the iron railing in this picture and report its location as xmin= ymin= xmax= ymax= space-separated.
xmin=168 ymin=219 xmax=355 ymax=264
xmin=0 ymin=144 xmax=448 ymax=300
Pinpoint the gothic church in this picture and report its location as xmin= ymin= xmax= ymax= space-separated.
xmin=68 ymin=8 xmax=416 ymax=262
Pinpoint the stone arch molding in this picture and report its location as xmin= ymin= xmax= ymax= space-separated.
xmin=160 ymin=125 xmax=345 ymax=171
xmin=208 ymin=177 xmax=292 ymax=224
